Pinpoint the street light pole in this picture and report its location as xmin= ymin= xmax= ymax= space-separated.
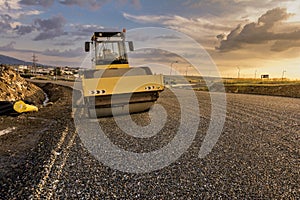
xmin=170 ymin=61 xmax=178 ymax=76
xmin=282 ymin=69 xmax=286 ymax=80
xmin=237 ymin=67 xmax=240 ymax=79
xmin=185 ymin=64 xmax=191 ymax=77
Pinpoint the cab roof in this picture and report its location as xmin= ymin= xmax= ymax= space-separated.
xmin=91 ymin=32 xmax=125 ymax=41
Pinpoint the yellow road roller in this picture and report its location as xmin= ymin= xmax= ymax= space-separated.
xmin=82 ymin=29 xmax=164 ymax=117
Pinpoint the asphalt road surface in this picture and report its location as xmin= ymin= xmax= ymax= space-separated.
xmin=1 ymin=86 xmax=300 ymax=199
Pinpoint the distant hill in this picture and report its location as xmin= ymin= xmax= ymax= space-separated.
xmin=0 ymin=54 xmax=37 ymax=66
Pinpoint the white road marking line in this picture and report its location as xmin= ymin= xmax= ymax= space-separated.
xmin=33 ymin=126 xmax=69 ymax=199
xmin=0 ymin=127 xmax=16 ymax=136
xmin=46 ymin=130 xmax=77 ymax=200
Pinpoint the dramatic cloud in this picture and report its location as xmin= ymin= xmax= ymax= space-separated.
xmin=34 ymin=15 xmax=65 ymax=31
xmin=1 ymin=0 xmax=42 ymax=18
xmin=13 ymin=15 xmax=68 ymax=38
xmin=19 ymin=0 xmax=55 ymax=7
xmin=0 ymin=41 xmax=16 ymax=51
xmin=270 ymin=40 xmax=300 ymax=52
xmin=58 ymin=0 xmax=110 ymax=10
xmin=42 ymin=47 xmax=83 ymax=57
xmin=0 ymin=0 xmax=41 ymax=35
xmin=123 ymin=12 xmax=233 ymax=40
xmin=184 ymin=0 xmax=292 ymax=17
xmin=216 ymin=7 xmax=300 ymax=52
xmin=0 ymin=14 xmax=13 ymax=33
xmin=70 ymin=24 xmax=105 ymax=36
xmin=58 ymin=0 xmax=141 ymax=10
xmin=130 ymin=13 xmax=231 ymax=33
xmin=33 ymin=15 xmax=67 ymax=40
xmin=0 ymin=0 xmax=21 ymax=11
xmin=14 ymin=24 xmax=35 ymax=35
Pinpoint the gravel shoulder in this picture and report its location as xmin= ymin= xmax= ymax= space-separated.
xmin=0 ymin=83 xmax=73 ymax=199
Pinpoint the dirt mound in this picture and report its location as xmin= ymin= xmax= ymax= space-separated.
xmin=204 ymin=82 xmax=300 ymax=98
xmin=0 ymin=66 xmax=45 ymax=105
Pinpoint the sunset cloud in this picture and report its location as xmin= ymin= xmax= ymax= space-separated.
xmin=216 ymin=8 xmax=300 ymax=52
xmin=123 ymin=12 xmax=233 ymax=45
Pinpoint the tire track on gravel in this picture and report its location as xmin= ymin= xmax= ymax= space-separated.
xmin=227 ymin=94 xmax=300 ymax=123
xmin=32 ymin=123 xmax=77 ymax=199
xmin=34 ymin=85 xmax=299 ymax=199
xmin=224 ymin=94 xmax=300 ymax=134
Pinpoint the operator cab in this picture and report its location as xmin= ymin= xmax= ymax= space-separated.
xmin=85 ymin=31 xmax=134 ymax=66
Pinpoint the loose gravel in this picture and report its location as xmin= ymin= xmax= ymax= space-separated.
xmin=1 ymin=85 xmax=299 ymax=199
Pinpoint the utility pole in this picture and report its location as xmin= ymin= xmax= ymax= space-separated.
xmin=32 ymin=54 xmax=38 ymax=74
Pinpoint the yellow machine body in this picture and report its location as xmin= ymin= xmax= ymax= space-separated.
xmin=82 ymin=74 xmax=164 ymax=97
xmin=82 ymin=30 xmax=164 ymax=117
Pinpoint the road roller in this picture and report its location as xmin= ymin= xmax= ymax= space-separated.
xmin=81 ymin=29 xmax=164 ymax=117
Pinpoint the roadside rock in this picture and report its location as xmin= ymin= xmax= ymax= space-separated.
xmin=0 ymin=66 xmax=45 ymax=105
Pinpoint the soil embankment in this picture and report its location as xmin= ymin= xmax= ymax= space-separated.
xmin=224 ymin=84 xmax=300 ymax=98
xmin=206 ymin=82 xmax=300 ymax=98
xmin=0 ymin=66 xmax=44 ymax=104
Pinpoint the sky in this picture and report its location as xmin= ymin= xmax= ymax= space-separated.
xmin=0 ymin=0 xmax=300 ymax=78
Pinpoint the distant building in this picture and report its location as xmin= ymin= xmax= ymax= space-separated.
xmin=16 ymin=65 xmax=28 ymax=73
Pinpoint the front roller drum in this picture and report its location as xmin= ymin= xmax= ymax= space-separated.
xmin=88 ymin=102 xmax=154 ymax=118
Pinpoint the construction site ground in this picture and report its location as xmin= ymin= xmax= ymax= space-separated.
xmin=0 ymin=82 xmax=299 ymax=199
